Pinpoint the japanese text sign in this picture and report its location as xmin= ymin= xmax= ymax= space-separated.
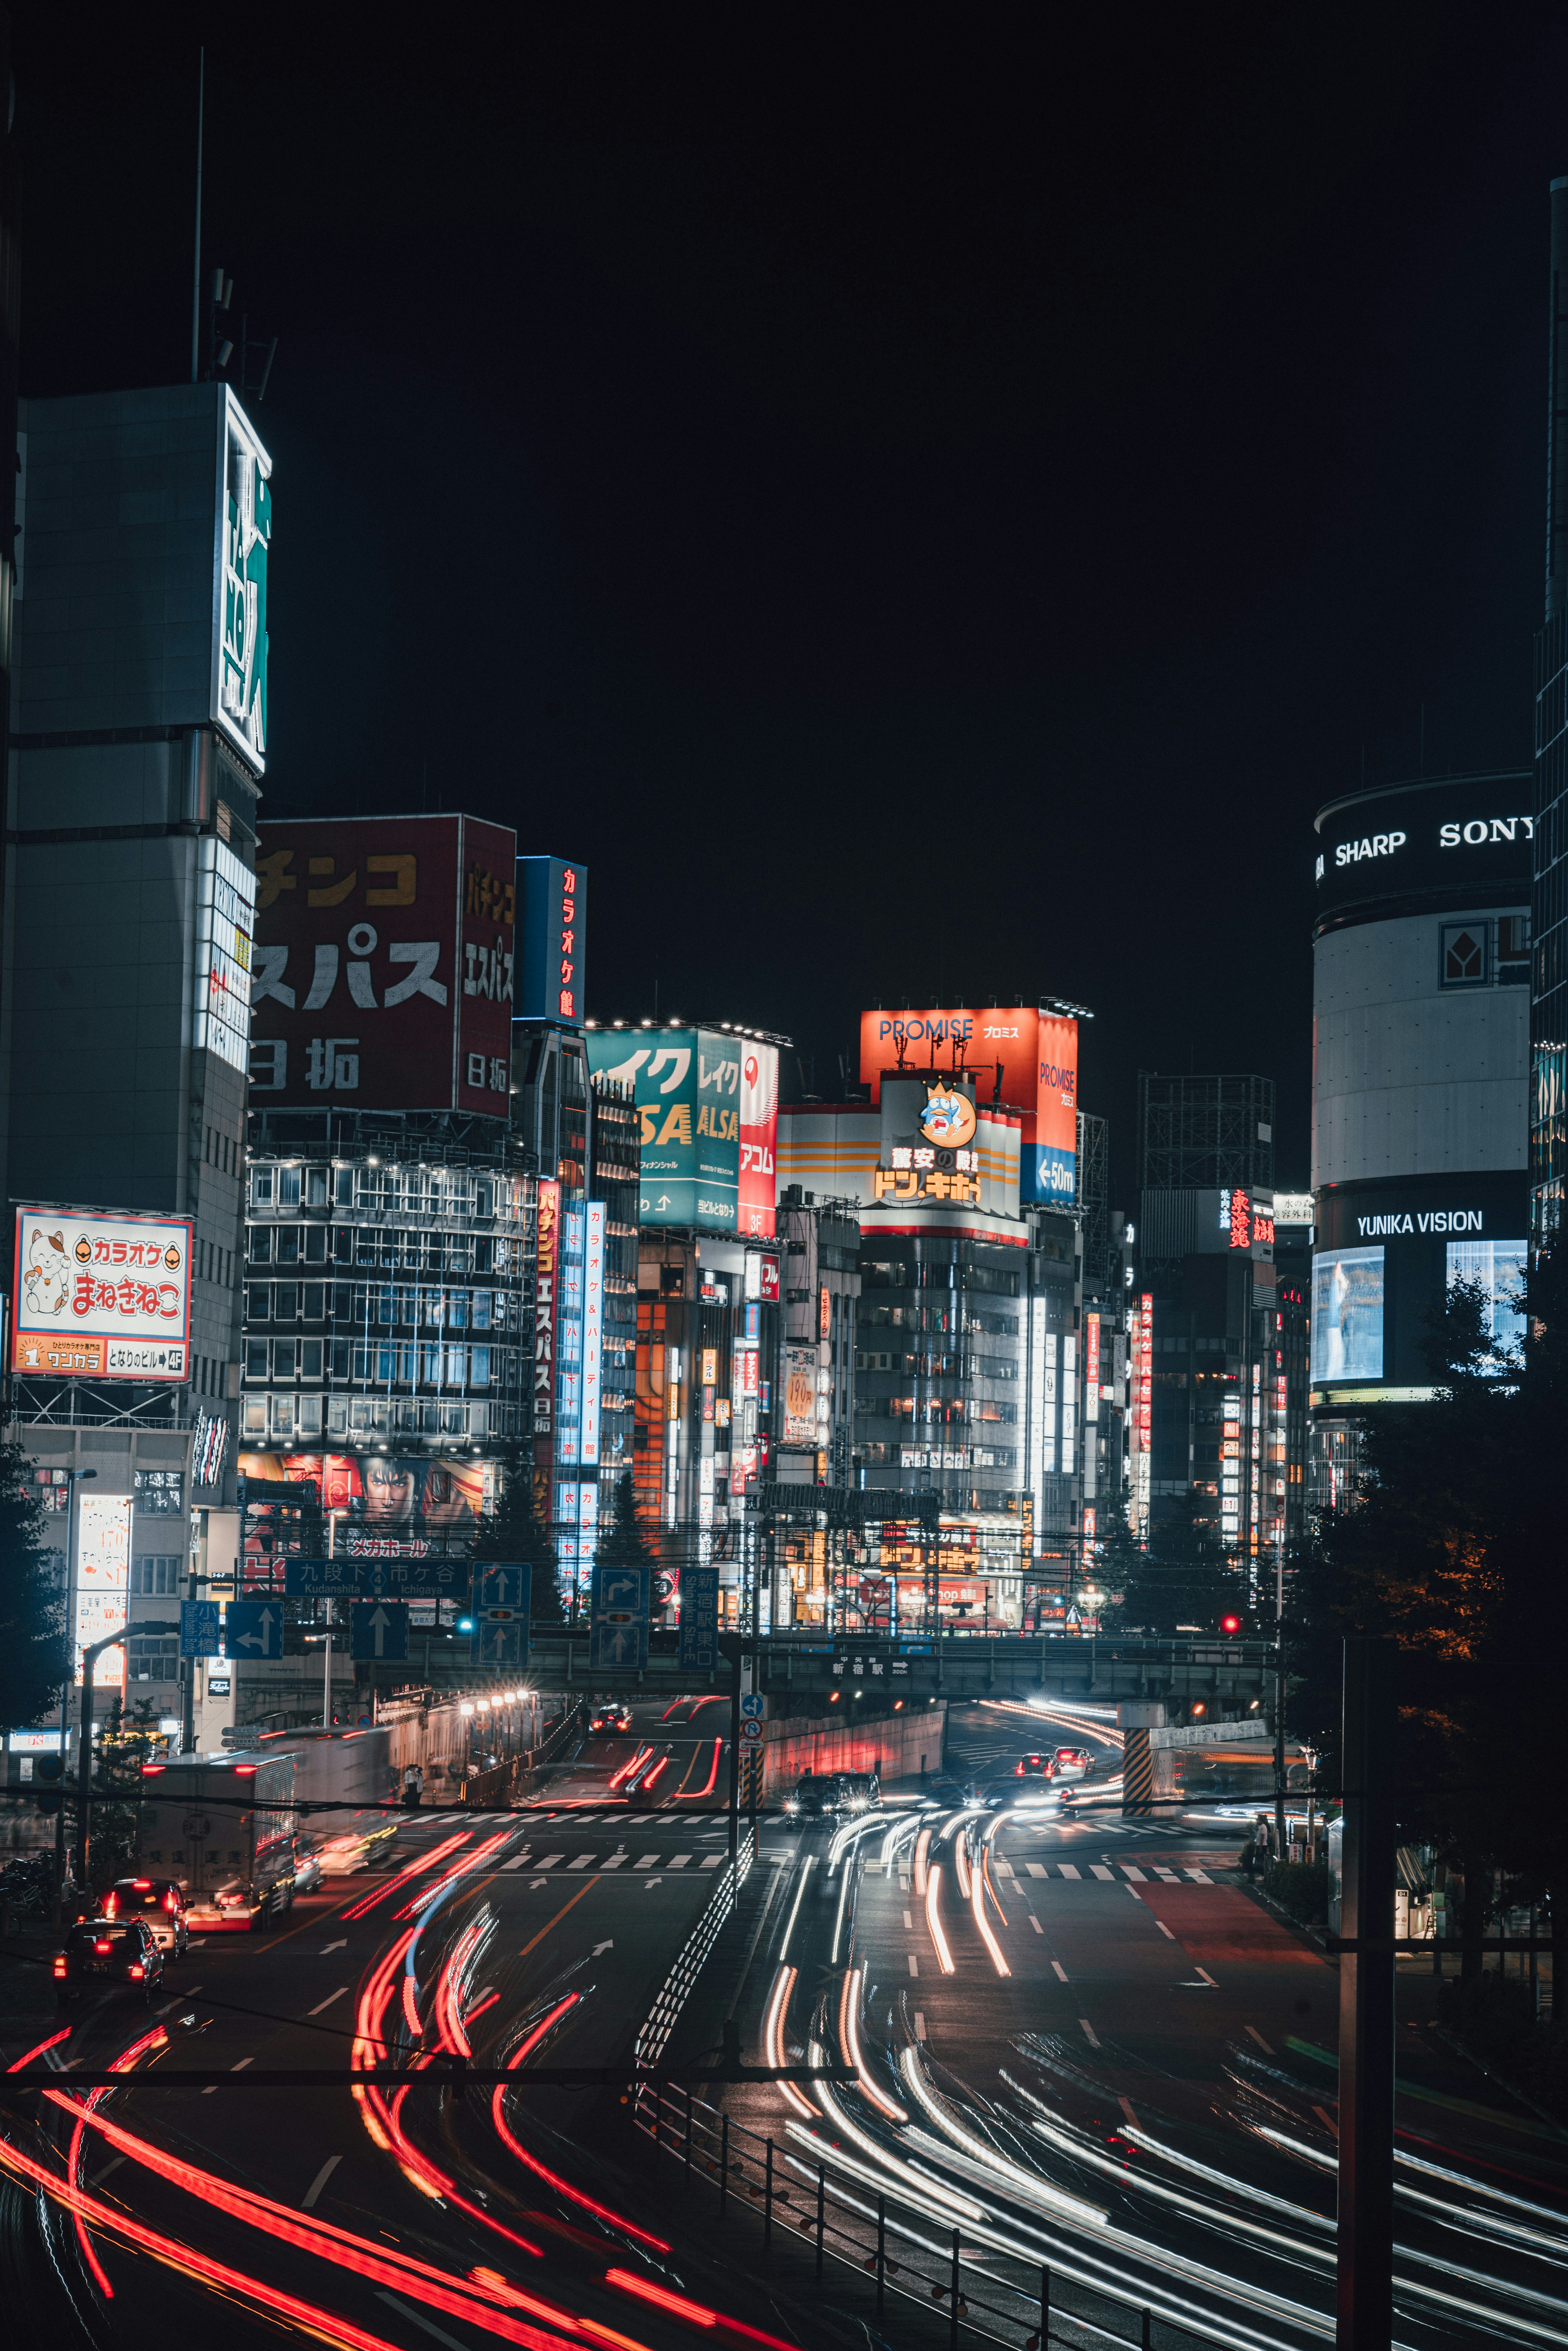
xmin=13 ymin=1208 xmax=192 ymax=1383
xmin=518 ymin=855 xmax=588 ymax=1025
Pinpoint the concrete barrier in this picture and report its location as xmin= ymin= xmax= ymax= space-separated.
xmin=758 ymin=1703 xmax=946 ymax=1801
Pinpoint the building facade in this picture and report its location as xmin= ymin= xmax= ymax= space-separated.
xmin=1532 ymin=176 xmax=1568 ymax=1245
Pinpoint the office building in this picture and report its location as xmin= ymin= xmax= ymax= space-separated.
xmin=1533 ymin=178 xmax=1568 ymax=1244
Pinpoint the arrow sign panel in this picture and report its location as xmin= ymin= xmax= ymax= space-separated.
xmin=224 ymin=1600 xmax=283 ymax=1660
xmin=589 ymin=1563 xmax=648 ymax=1672
xmin=180 ymin=1600 xmax=220 ymax=1660
xmin=350 ymin=1601 xmax=409 ymax=1661
xmin=471 ymin=1619 xmax=523 ymax=1666
xmin=473 ymin=1562 xmax=529 ymax=1614
xmin=678 ymin=1565 xmax=719 ymax=1672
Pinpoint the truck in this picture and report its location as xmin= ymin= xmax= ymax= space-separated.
xmin=250 ymin=1726 xmax=400 ymax=1876
xmin=137 ymin=1751 xmax=298 ymax=1932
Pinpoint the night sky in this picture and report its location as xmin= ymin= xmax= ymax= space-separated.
xmin=14 ymin=8 xmax=1567 ymax=1199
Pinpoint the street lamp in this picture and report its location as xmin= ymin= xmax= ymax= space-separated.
xmin=52 ymin=1468 xmax=97 ymax=1926
xmin=76 ymin=1618 xmax=179 ymax=1901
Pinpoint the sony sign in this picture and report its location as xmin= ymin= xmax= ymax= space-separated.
xmin=1314 ymin=776 xmax=1535 ymax=902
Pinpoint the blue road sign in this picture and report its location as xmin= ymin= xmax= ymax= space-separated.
xmin=739 ymin=1691 xmax=764 ymax=1719
xmin=473 ymin=1562 xmax=528 ymax=1613
xmin=283 ymin=1557 xmax=374 ymax=1599
xmin=224 ymin=1600 xmax=284 ymax=1660
xmin=350 ymin=1601 xmax=409 ymax=1661
xmin=678 ymin=1566 xmax=719 ymax=1672
xmin=180 ymin=1600 xmax=220 ymax=1659
xmin=590 ymin=1563 xmax=649 ymax=1671
xmin=470 ymin=1618 xmax=524 ymax=1667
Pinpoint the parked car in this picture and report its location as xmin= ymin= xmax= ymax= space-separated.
xmin=290 ymin=1835 xmax=324 ymax=1895
xmin=1052 ymin=1747 xmax=1093 ymax=1782
xmin=589 ymin=1702 xmax=633 ymax=1735
xmin=55 ymin=1918 xmax=165 ymax=2006
xmin=100 ymin=1876 xmax=189 ymax=1957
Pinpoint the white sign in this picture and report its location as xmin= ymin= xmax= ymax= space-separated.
xmin=12 ymin=1207 xmax=192 ymax=1384
xmin=1272 ymin=1192 xmax=1314 ymax=1226
xmin=76 ymin=1493 xmax=133 ymax=1685
xmin=7 ymin=1729 xmax=62 ymax=1753
xmin=214 ymin=389 xmax=272 ymax=771
xmin=194 ymin=836 xmax=256 ymax=1073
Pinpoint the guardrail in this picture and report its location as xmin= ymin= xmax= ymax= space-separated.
xmin=633 ymin=1842 xmax=755 ymax=2072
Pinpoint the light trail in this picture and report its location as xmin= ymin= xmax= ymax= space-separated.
xmin=924 ymin=1862 xmax=954 ymax=1972
xmin=338 ymin=1832 xmax=471 ymax=1921
xmin=913 ymin=1825 xmax=932 ymax=1897
xmin=970 ymin=1849 xmax=1010 ymax=1977
xmin=607 ymin=1743 xmax=653 ymax=1791
xmin=391 ymin=1830 xmax=514 ymax=1921
xmin=829 ymin=1856 xmax=853 ymax=1962
xmin=764 ymin=1964 xmax=813 ymax=2117
xmin=675 ymin=1737 xmax=723 ymax=1800
xmin=837 ymin=1965 xmax=907 ymax=2121
xmin=491 ymin=2005 xmax=671 ymax=2252
xmin=775 ymin=1853 xmax=814 ymax=1964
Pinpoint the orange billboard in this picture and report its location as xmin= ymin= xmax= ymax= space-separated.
xmin=858 ymin=1005 xmax=1077 ymax=1204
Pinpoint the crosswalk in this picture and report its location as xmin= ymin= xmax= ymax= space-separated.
xmin=1004 ymin=1860 xmax=1217 ymax=1884
xmin=497 ymin=1848 xmax=727 ymax=1873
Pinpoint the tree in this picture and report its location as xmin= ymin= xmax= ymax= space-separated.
xmin=1098 ymin=1498 xmax=1255 ymax=1638
xmin=595 ymin=1473 xmax=657 ymax=1573
xmin=90 ymin=1696 xmax=164 ymax=1889
xmin=0 ymin=1439 xmax=70 ymax=1729
xmin=471 ymin=1442 xmax=564 ymax=1623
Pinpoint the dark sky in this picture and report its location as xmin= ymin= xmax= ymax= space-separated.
xmin=13 ymin=7 xmax=1566 ymax=1198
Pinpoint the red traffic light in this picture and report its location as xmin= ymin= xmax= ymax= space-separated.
xmin=1220 ymin=1613 xmax=1242 ymax=1636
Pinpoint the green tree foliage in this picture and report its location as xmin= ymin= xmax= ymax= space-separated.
xmin=90 ymin=1697 xmax=163 ymax=1889
xmin=1098 ymin=1498 xmax=1255 ymax=1638
xmin=470 ymin=1441 xmax=564 ymax=1624
xmin=0 ymin=1439 xmax=70 ymax=1728
xmin=595 ymin=1473 xmax=657 ymax=1572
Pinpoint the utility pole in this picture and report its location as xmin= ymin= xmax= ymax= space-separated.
xmin=1336 ymin=1636 xmax=1396 ymax=2351
xmin=1273 ymin=1549 xmax=1288 ymax=1861
xmin=53 ymin=1467 xmax=96 ymax=1923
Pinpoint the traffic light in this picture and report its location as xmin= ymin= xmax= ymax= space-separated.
xmin=33 ymin=1754 xmax=64 ymax=1816
xmin=1219 ymin=1613 xmax=1242 ymax=1636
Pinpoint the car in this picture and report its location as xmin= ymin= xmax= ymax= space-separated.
xmin=55 ymin=1918 xmax=165 ymax=2006
xmin=290 ymin=1835 xmax=324 ymax=1895
xmin=1052 ymin=1747 xmax=1093 ymax=1782
xmin=839 ymin=1771 xmax=881 ymax=1813
xmin=783 ymin=1771 xmax=851 ymax=1821
xmin=1014 ymin=1753 xmax=1055 ymax=1778
xmin=589 ymin=1702 xmax=633 ymax=1735
xmin=101 ymin=1876 xmax=189 ymax=1957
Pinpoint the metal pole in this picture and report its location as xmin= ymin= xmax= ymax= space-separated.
xmin=815 ymin=2162 xmax=825 ymax=2281
xmin=1336 ymin=1636 xmax=1396 ymax=2351
xmin=684 ymin=2086 xmax=692 ymax=2174
xmin=719 ymin=2113 xmax=729 ymax=2218
xmin=728 ymin=1644 xmax=741 ymax=1872
xmin=55 ymin=1469 xmax=88 ymax=1924
xmin=190 ymin=49 xmax=204 ymax=383
xmin=75 ymin=1647 xmax=96 ymax=1898
xmin=950 ymin=2224 xmax=960 ymax=2348
xmin=876 ymin=2191 xmax=885 ymax=2315
xmin=323 ymin=1606 xmax=333 ymax=1728
xmin=764 ymin=2137 xmax=773 ymax=2253
xmin=1272 ymin=1614 xmax=1288 ymax=1864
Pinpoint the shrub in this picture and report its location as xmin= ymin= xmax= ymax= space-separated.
xmin=1261 ymin=1858 xmax=1329 ymax=1925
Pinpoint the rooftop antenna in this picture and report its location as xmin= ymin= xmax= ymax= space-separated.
xmin=190 ymin=49 xmax=204 ymax=383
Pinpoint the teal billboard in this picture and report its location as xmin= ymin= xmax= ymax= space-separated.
xmin=586 ymin=1027 xmax=740 ymax=1231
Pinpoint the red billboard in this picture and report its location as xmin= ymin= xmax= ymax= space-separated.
xmin=249 ymin=813 xmax=515 ymax=1115
xmin=858 ymin=1004 xmax=1078 ymax=1205
xmin=737 ymin=1041 xmax=778 ymax=1239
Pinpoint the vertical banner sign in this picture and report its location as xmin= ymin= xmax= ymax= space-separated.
xmin=737 ymin=1041 xmax=779 ymax=1238
xmin=580 ymin=1201 xmax=605 ymax=1468
xmin=679 ymin=1564 xmax=719 ymax=1671
xmin=589 ymin=1562 xmax=649 ymax=1670
xmin=76 ymin=1493 xmax=133 ymax=1685
xmin=556 ymin=1209 xmax=586 ymax=1464
xmin=1134 ymin=1295 xmax=1154 ymax=1538
xmin=249 ymin=813 xmax=516 ymax=1113
xmin=532 ymin=1180 xmax=561 ymax=1481
xmin=1033 ymin=1014 xmax=1078 ymax=1203
xmin=517 ymin=856 xmax=587 ymax=1025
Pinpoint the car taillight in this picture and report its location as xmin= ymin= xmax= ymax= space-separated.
xmin=128 ymin=1964 xmax=144 ymax=1979
xmin=132 ymin=1879 xmax=151 ymax=1890
xmin=102 ymin=1893 xmax=117 ymax=1914
xmin=53 ymin=1957 xmax=66 ymax=1977
xmin=165 ymin=1892 xmax=178 ymax=1911
xmin=94 ymin=1941 xmax=111 ymax=1954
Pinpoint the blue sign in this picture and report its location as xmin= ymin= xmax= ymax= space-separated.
xmin=284 ymin=1558 xmax=374 ymax=1599
xmin=473 ymin=1563 xmax=529 ymax=1614
xmin=739 ymin=1691 xmax=764 ymax=1719
xmin=590 ymin=1563 xmax=649 ymax=1671
xmin=350 ymin=1601 xmax=409 ymax=1661
xmin=470 ymin=1618 xmax=525 ymax=1667
xmin=517 ymin=854 xmax=588 ymax=1025
xmin=180 ymin=1600 xmax=220 ymax=1660
xmin=224 ymin=1600 xmax=284 ymax=1660
xmin=678 ymin=1566 xmax=719 ymax=1672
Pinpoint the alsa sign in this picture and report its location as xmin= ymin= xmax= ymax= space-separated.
xmin=12 ymin=1208 xmax=193 ymax=1383
xmin=248 ymin=813 xmax=516 ymax=1116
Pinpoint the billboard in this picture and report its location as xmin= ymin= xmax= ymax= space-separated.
xmin=13 ymin=1208 xmax=193 ymax=1383
xmin=858 ymin=1005 xmax=1078 ymax=1205
xmin=585 ymin=1028 xmax=742 ymax=1231
xmin=737 ymin=1042 xmax=779 ymax=1238
xmin=214 ymin=389 xmax=272 ymax=771
xmin=518 ymin=856 xmax=587 ymax=1024
xmin=533 ymin=1179 xmax=561 ymax=1472
xmin=249 ymin=813 xmax=516 ymax=1116
xmin=237 ymin=1453 xmax=486 ymax=1567
xmin=783 ymin=1344 xmax=818 ymax=1444
xmin=76 ymin=1493 xmax=134 ymax=1685
xmin=1310 ymin=1247 xmax=1385 ymax=1384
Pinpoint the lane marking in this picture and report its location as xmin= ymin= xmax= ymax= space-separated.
xmin=301 ymin=2153 xmax=342 ymax=2208
xmin=908 ymin=1954 xmax=920 ymax=1976
xmin=1155 ymin=1922 xmax=1175 ymax=1941
xmin=537 ymin=1856 xmax=563 ymax=1869
xmin=913 ymin=2012 xmax=927 ymax=2040
xmin=1194 ymin=1967 xmax=1217 ymax=1986
xmin=1051 ymin=1961 xmax=1069 ymax=1983
xmin=529 ymin=1879 xmax=546 ymax=1890
xmin=377 ymin=2289 xmax=473 ymax=2351
xmin=1118 ymin=2096 xmax=1139 ymax=2130
xmin=635 ymin=1855 xmax=659 ymax=1869
xmin=307 ymin=1986 xmax=348 ymax=2015
xmin=501 ymin=1855 xmax=531 ymax=1871
xmin=601 ymin=1854 xmax=628 ymax=1870
xmin=903 ymin=1910 xmax=913 ymax=1929
xmin=568 ymin=1856 xmax=595 ymax=1871
xmin=644 ymin=1878 xmax=662 ymax=1888
xmin=1314 ymin=2105 xmax=1339 ymax=2137
xmin=1080 ymin=2019 xmax=1100 ymax=2048
xmin=1186 ymin=1869 xmax=1212 ymax=1883
xmin=1246 ymin=2026 xmax=1274 ymax=2054
xmin=701 ymin=1855 xmax=723 ymax=1869
xmin=1123 ymin=1866 xmax=1147 ymax=1882
xmin=1154 ymin=1868 xmax=1180 ymax=1883
xmin=517 ymin=1875 xmax=600 ymax=1959
xmin=670 ymin=1856 xmax=692 ymax=1868
xmin=1058 ymin=1865 xmax=1081 ymax=1881
xmin=1028 ymin=1914 xmax=1042 ymax=1934
xmin=1090 ymin=1866 xmax=1114 ymax=1881
xmin=1026 ymin=1863 xmax=1047 ymax=1879
xmin=202 ymin=2056 xmax=254 ymax=2095
xmin=96 ymin=2153 xmax=127 ymax=2183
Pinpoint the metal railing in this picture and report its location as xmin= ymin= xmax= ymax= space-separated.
xmin=632 ymin=2077 xmax=1232 ymax=2351
xmin=633 ymin=1842 xmax=755 ymax=2072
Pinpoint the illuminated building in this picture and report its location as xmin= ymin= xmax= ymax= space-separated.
xmin=1533 ymin=179 xmax=1568 ymax=1244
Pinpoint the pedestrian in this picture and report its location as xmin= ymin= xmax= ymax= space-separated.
xmin=401 ymin=1764 xmax=423 ymax=1810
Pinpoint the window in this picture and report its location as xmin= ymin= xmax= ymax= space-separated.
xmin=269 ymin=1393 xmax=296 ymax=1437
xmin=243 ymin=1399 xmax=267 ymax=1434
xmin=273 ymin=1338 xmax=298 ymax=1379
xmin=249 ymin=1226 xmax=272 ymax=1264
xmin=128 ymin=1634 xmax=178 ymax=1681
xmin=275 ymin=1226 xmax=300 ymax=1266
xmin=274 ymin=1284 xmax=298 ymax=1321
xmin=277 ymin=1168 xmax=301 ymax=1207
xmin=305 ymin=1166 xmax=328 ymax=1206
xmin=250 ymin=1168 xmax=274 ymax=1206
xmin=1497 ymin=913 xmax=1531 ymax=983
xmin=130 ymin=1557 xmax=181 ymax=1596
xmin=301 ymin=1339 xmax=323 ymax=1379
xmin=245 ymin=1283 xmax=270 ymax=1323
xmin=298 ymin=1394 xmax=323 ymax=1436
xmin=244 ymin=1341 xmax=270 ymax=1380
xmin=1441 ymin=921 xmax=1487 ymax=986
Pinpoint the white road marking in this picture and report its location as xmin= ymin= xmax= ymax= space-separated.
xmin=319 ymin=1939 xmax=348 ymax=1954
xmin=1154 ymin=1867 xmax=1180 ymax=1882
xmin=203 ymin=2056 xmax=253 ymax=2095
xmin=1058 ymin=1864 xmax=1081 ymax=1880
xmin=1027 ymin=1863 xmax=1047 ymax=1878
xmin=701 ymin=1855 xmax=723 ymax=1869
xmin=1246 ymin=2026 xmax=1274 ymax=2054
xmin=670 ymin=1855 xmax=692 ymax=1869
xmin=1186 ymin=1869 xmax=1212 ymax=1883
xmin=568 ymin=1856 xmax=595 ymax=1870
xmin=1118 ymin=2096 xmax=1139 ymax=2130
xmin=501 ymin=1855 xmax=531 ymax=1870
xmin=635 ymin=1856 xmax=659 ymax=1869
xmin=1090 ymin=1866 xmax=1114 ymax=1881
xmin=644 ymin=1878 xmax=663 ymax=1888
xmin=904 ymin=1910 xmax=913 ymax=1929
xmin=308 ymin=1986 xmax=348 ymax=2015
xmin=908 ymin=1954 xmax=919 ymax=1976
xmin=1051 ymin=1961 xmax=1069 ymax=1983
xmin=601 ymin=1854 xmax=628 ymax=1870
xmin=529 ymin=1879 xmax=547 ymax=1890
xmin=96 ymin=2153 xmax=127 ymax=2183
xmin=995 ymin=1860 xmax=1014 ymax=1876
xmin=1194 ymin=1966 xmax=1217 ymax=1986
xmin=377 ymin=2289 xmax=474 ymax=2351
xmin=537 ymin=1856 xmax=564 ymax=1869
xmin=1314 ymin=2105 xmax=1339 ymax=2137
xmin=1028 ymin=1914 xmax=1042 ymax=1934
xmin=301 ymin=2153 xmax=342 ymax=2208
xmin=1154 ymin=1922 xmax=1175 ymax=1941
xmin=1122 ymin=1866 xmax=1147 ymax=1881
xmin=913 ymin=2011 xmax=927 ymax=2040
xmin=1079 ymin=2019 xmax=1100 ymax=2047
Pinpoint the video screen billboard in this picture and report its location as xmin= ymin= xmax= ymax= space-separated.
xmin=585 ymin=1027 xmax=742 ymax=1230
xmin=238 ymin=1452 xmax=487 ymax=1566
xmin=249 ymin=813 xmax=515 ymax=1116
xmin=737 ymin=1042 xmax=779 ymax=1238
xmin=1310 ymin=1247 xmax=1385 ymax=1384
xmin=12 ymin=1208 xmax=193 ymax=1383
xmin=858 ymin=1004 xmax=1077 ymax=1204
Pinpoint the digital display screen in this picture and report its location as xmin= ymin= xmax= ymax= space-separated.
xmin=1310 ymin=1246 xmax=1385 ymax=1384
xmin=1446 ymin=1238 xmax=1527 ymax=1362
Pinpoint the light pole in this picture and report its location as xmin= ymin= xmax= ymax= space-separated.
xmin=53 ymin=1467 xmax=97 ymax=1924
xmin=76 ymin=1618 xmax=179 ymax=1899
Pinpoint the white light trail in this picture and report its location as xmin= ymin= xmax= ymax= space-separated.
xmin=924 ymin=1863 xmax=954 ymax=1973
xmin=838 ymin=1967 xmax=908 ymax=2122
xmin=775 ymin=1854 xmax=814 ymax=1966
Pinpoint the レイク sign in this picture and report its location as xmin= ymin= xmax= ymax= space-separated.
xmin=12 ymin=1208 xmax=193 ymax=1383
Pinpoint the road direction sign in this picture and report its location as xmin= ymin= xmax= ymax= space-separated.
xmin=471 ymin=1619 xmax=524 ymax=1667
xmin=739 ymin=1692 xmax=764 ymax=1720
xmin=284 ymin=1558 xmax=374 ymax=1600
xmin=473 ymin=1563 xmax=528 ymax=1613
xmin=739 ymin=1717 xmax=762 ymax=1743
xmin=180 ymin=1600 xmax=220 ymax=1659
xmin=224 ymin=1600 xmax=283 ymax=1660
xmin=589 ymin=1563 xmax=648 ymax=1671
xmin=350 ymin=1601 xmax=409 ymax=1661
xmin=678 ymin=1566 xmax=719 ymax=1672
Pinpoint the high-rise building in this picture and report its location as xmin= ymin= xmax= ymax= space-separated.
xmin=2 ymin=383 xmax=265 ymax=1748
xmin=1532 ymin=178 xmax=1568 ymax=1243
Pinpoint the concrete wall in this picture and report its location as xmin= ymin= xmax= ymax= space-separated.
xmin=760 ymin=1702 xmax=946 ymax=1800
